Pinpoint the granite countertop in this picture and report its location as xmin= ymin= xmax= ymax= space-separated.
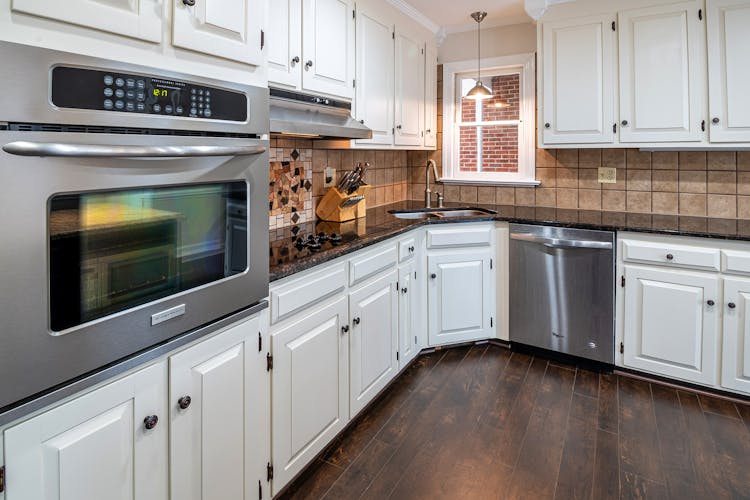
xmin=269 ymin=200 xmax=750 ymax=281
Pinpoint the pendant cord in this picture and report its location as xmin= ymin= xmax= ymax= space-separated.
xmin=477 ymin=17 xmax=481 ymax=83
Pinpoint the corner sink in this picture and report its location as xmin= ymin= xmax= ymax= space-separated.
xmin=388 ymin=207 xmax=497 ymax=220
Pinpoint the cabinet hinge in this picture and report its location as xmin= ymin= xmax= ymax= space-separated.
xmin=414 ymin=271 xmax=417 ymax=279
xmin=258 ymin=332 xmax=262 ymax=352
xmin=261 ymin=29 xmax=265 ymax=50
xmin=352 ymin=9 xmax=356 ymax=19
xmin=490 ymin=258 xmax=493 ymax=270
xmin=701 ymin=119 xmax=706 ymax=132
xmin=415 ymin=335 xmax=418 ymax=344
xmin=698 ymin=8 xmax=703 ymax=20
xmin=393 ymin=31 xmax=396 ymax=39
xmin=0 ymin=465 xmax=5 ymax=493
xmin=613 ymin=123 xmax=617 ymax=133
xmin=490 ymin=317 xmax=494 ymax=328
xmin=619 ymin=342 xmax=624 ymax=354
xmin=266 ymin=353 xmax=273 ymax=371
xmin=396 ymin=281 xmax=399 ymax=291
xmin=267 ymin=463 xmax=274 ymax=482
xmin=621 ymin=276 xmax=626 ymax=287
xmin=396 ymin=351 xmax=400 ymax=361
xmin=353 ymin=79 xmax=356 ymax=88
xmin=612 ymin=21 xmax=616 ymax=31
xmin=421 ymin=48 xmax=425 ymax=54
xmin=392 ymin=127 xmax=395 ymax=135
xmin=259 ymin=480 xmax=263 ymax=499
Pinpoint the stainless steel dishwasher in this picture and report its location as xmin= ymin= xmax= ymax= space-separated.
xmin=509 ymin=224 xmax=615 ymax=364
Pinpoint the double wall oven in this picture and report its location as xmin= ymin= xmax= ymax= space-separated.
xmin=0 ymin=42 xmax=269 ymax=420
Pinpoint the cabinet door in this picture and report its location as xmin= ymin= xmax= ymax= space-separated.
xmin=541 ymin=15 xmax=615 ymax=144
xmin=172 ymin=0 xmax=264 ymax=66
xmin=302 ymin=0 xmax=355 ymax=99
xmin=623 ymin=265 xmax=720 ymax=386
xmin=707 ymin=0 xmax=750 ymax=143
xmin=395 ymin=30 xmax=425 ymax=146
xmin=398 ymin=262 xmax=419 ymax=369
xmin=267 ymin=0 xmax=303 ymax=88
xmin=722 ymin=278 xmax=750 ymax=394
xmin=271 ymin=297 xmax=349 ymax=494
xmin=169 ymin=314 xmax=265 ymax=500
xmin=3 ymin=363 xmax=167 ymax=500
xmin=424 ymin=45 xmax=438 ymax=149
xmin=428 ymin=251 xmax=494 ymax=346
xmin=11 ymin=0 xmax=161 ymax=42
xmin=349 ymin=271 xmax=399 ymax=416
xmin=618 ymin=2 xmax=706 ymax=143
xmin=354 ymin=5 xmax=394 ymax=146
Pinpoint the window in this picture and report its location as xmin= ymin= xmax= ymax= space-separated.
xmin=442 ymin=54 xmax=537 ymax=185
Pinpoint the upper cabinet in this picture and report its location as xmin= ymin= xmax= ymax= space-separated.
xmin=424 ymin=45 xmax=438 ymax=149
xmin=618 ymin=1 xmax=705 ymax=143
xmin=541 ymin=15 xmax=615 ymax=144
xmin=394 ymin=29 xmax=425 ymax=146
xmin=707 ymin=0 xmax=750 ymax=142
xmin=267 ymin=0 xmax=303 ymax=88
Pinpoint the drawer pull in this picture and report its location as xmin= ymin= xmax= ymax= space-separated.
xmin=178 ymin=396 xmax=192 ymax=410
xmin=401 ymin=287 xmax=408 ymax=294
xmin=666 ymin=253 xmax=674 ymax=261
xmin=143 ymin=415 xmax=159 ymax=430
xmin=342 ymin=325 xmax=350 ymax=333
xmin=729 ymin=302 xmax=737 ymax=309
xmin=352 ymin=317 xmax=361 ymax=325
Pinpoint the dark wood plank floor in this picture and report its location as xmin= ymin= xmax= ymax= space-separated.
xmin=278 ymin=344 xmax=750 ymax=500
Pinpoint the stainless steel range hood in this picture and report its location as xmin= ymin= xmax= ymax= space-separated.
xmin=269 ymin=88 xmax=372 ymax=140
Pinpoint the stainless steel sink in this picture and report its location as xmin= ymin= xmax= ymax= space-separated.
xmin=388 ymin=207 xmax=497 ymax=219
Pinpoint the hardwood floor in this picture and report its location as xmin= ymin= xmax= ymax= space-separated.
xmin=278 ymin=344 xmax=750 ymax=500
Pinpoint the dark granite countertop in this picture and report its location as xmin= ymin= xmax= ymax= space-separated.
xmin=269 ymin=200 xmax=750 ymax=281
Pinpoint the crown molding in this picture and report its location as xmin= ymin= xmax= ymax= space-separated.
xmin=384 ymin=0 xmax=441 ymax=34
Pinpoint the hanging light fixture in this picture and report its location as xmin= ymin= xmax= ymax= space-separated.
xmin=466 ymin=11 xmax=493 ymax=100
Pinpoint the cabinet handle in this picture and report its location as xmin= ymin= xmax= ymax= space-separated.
xmin=182 ymin=0 xmax=195 ymax=5
xmin=143 ymin=415 xmax=159 ymax=430
xmin=396 ymin=125 xmax=402 ymax=130
xmin=353 ymin=317 xmax=361 ymax=325
xmin=292 ymin=56 xmax=300 ymax=64
xmin=305 ymin=60 xmax=314 ymax=69
xmin=341 ymin=325 xmax=350 ymax=333
xmin=712 ymin=117 xmax=720 ymax=124
xmin=402 ymin=287 xmax=408 ymax=294
xmin=177 ymin=396 xmax=192 ymax=410
xmin=431 ymin=273 xmax=437 ymax=279
xmin=544 ymin=123 xmax=550 ymax=129
xmin=729 ymin=302 xmax=737 ymax=309
xmin=621 ymin=120 xmax=629 ymax=127
xmin=707 ymin=300 xmax=715 ymax=306
xmin=666 ymin=253 xmax=674 ymax=261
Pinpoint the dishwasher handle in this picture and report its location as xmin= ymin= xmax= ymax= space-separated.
xmin=510 ymin=232 xmax=613 ymax=250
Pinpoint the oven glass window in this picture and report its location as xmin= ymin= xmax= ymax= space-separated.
xmin=49 ymin=182 xmax=248 ymax=332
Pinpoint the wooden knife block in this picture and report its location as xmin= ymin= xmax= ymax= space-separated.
xmin=315 ymin=185 xmax=371 ymax=222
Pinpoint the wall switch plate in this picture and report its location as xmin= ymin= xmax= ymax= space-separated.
xmin=598 ymin=167 xmax=617 ymax=184
xmin=324 ymin=167 xmax=335 ymax=188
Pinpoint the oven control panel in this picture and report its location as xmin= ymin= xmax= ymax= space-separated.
xmin=51 ymin=66 xmax=247 ymax=122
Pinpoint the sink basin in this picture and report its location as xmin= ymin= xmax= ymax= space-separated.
xmin=388 ymin=207 xmax=497 ymax=220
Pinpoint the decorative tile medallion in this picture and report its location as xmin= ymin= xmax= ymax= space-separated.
xmin=269 ymin=156 xmax=313 ymax=230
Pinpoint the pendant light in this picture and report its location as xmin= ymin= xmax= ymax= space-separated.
xmin=466 ymin=11 xmax=493 ymax=100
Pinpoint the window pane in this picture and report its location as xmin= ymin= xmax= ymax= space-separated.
xmin=458 ymin=125 xmax=479 ymax=172
xmin=482 ymin=74 xmax=520 ymax=121
xmin=481 ymin=125 xmax=519 ymax=172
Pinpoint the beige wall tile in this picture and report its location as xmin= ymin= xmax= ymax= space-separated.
xmin=536 ymin=167 xmax=557 ymax=188
xmin=708 ymin=171 xmax=736 ymax=194
xmin=578 ymin=189 xmax=602 ymax=210
xmin=516 ymin=187 xmax=535 ymax=206
xmin=707 ymin=194 xmax=737 ymax=218
xmin=443 ymin=184 xmax=460 ymax=202
xmin=557 ymin=188 xmax=579 ymax=208
xmin=496 ymin=187 xmax=515 ymax=205
xmin=384 ymin=185 xmax=395 ymax=204
xmin=707 ymin=151 xmax=736 ymax=171
xmin=626 ymin=169 xmax=652 ymax=191
xmin=477 ymin=186 xmax=496 ymax=204
xmin=557 ymin=167 xmax=579 ymax=188
xmin=652 ymin=192 xmax=679 ymax=214
xmin=652 ymin=151 xmax=678 ymax=170
xmin=536 ymin=188 xmax=557 ymax=207
xmin=627 ymin=191 xmax=652 ymax=213
xmin=738 ymin=172 xmax=750 ymax=196
xmin=678 ymin=151 xmax=707 ymax=170
xmin=578 ymin=169 xmax=600 ymax=190
xmin=459 ymin=185 xmax=478 ymax=203
xmin=312 ymin=149 xmax=327 ymax=172
xmin=652 ymin=170 xmax=678 ymax=192
xmin=739 ymin=152 xmax=750 ymax=172
xmin=626 ymin=150 xmax=652 ymax=169
xmin=602 ymin=190 xmax=626 ymax=211
xmin=579 ymin=149 xmax=602 ymax=169
xmin=603 ymin=149 xmax=626 ymax=169
xmin=556 ymin=149 xmax=579 ymax=169
xmin=679 ymin=171 xmax=707 ymax=194
xmin=679 ymin=193 xmax=707 ymax=216
xmin=739 ymin=196 xmax=750 ymax=218
xmin=327 ymin=150 xmax=342 ymax=170
xmin=536 ymin=148 xmax=557 ymax=168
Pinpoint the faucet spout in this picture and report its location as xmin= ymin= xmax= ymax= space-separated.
xmin=425 ymin=159 xmax=440 ymax=208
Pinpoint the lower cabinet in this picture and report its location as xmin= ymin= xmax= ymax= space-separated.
xmin=271 ymin=297 xmax=349 ymax=494
xmin=622 ymin=265 xmax=720 ymax=386
xmin=3 ymin=363 xmax=168 ymax=500
xmin=398 ymin=261 xmax=419 ymax=370
xmin=722 ymin=278 xmax=750 ymax=394
xmin=349 ymin=270 xmax=399 ymax=417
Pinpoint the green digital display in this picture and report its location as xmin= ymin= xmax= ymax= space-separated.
xmin=152 ymin=88 xmax=170 ymax=98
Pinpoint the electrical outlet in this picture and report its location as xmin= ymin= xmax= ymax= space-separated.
xmin=598 ymin=167 xmax=617 ymax=184
xmin=324 ymin=167 xmax=335 ymax=188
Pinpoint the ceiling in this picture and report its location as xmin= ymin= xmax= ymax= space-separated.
xmin=400 ymin=0 xmax=532 ymax=33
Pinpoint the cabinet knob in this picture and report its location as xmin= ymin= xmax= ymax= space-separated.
xmin=729 ymin=302 xmax=737 ymax=309
xmin=544 ymin=123 xmax=550 ymax=129
xmin=409 ymin=246 xmax=415 ymax=252
xmin=143 ymin=415 xmax=159 ymax=430
xmin=666 ymin=253 xmax=674 ymax=261
xmin=182 ymin=0 xmax=195 ymax=5
xmin=292 ymin=56 xmax=300 ymax=64
xmin=402 ymin=287 xmax=408 ymax=294
xmin=431 ymin=273 xmax=437 ymax=279
xmin=341 ymin=325 xmax=350 ymax=333
xmin=305 ymin=60 xmax=314 ymax=69
xmin=426 ymin=129 xmax=431 ymax=133
xmin=621 ymin=120 xmax=629 ymax=127
xmin=712 ymin=117 xmax=720 ymax=124
xmin=177 ymin=396 xmax=192 ymax=410
xmin=360 ymin=119 xmax=365 ymax=124
xmin=707 ymin=300 xmax=715 ymax=306
xmin=353 ymin=317 xmax=361 ymax=325
xmin=396 ymin=125 xmax=402 ymax=130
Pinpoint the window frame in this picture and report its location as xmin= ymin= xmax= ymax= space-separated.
xmin=442 ymin=53 xmax=538 ymax=186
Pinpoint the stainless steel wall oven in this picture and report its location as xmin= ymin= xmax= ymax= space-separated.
xmin=0 ymin=42 xmax=269 ymax=418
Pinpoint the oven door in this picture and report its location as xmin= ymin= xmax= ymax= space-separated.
xmin=0 ymin=130 xmax=269 ymax=411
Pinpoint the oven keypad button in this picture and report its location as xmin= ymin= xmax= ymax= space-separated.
xmin=115 ymin=77 xmax=125 ymax=87
xmin=136 ymin=79 xmax=146 ymax=90
xmin=175 ymin=106 xmax=184 ymax=114
xmin=203 ymin=109 xmax=212 ymax=118
xmin=165 ymin=105 xmax=173 ymax=114
xmin=125 ymin=101 xmax=135 ymax=111
xmin=126 ymin=90 xmax=135 ymax=99
xmin=125 ymin=78 xmax=135 ymax=88
xmin=103 ymin=99 xmax=114 ymax=110
xmin=103 ymin=75 xmax=114 ymax=86
xmin=152 ymin=104 xmax=161 ymax=113
xmin=136 ymin=91 xmax=145 ymax=101
xmin=103 ymin=87 xmax=113 ymax=97
xmin=114 ymin=100 xmax=125 ymax=110
xmin=115 ymin=89 xmax=125 ymax=99
xmin=136 ymin=102 xmax=146 ymax=112
xmin=190 ymin=107 xmax=197 ymax=115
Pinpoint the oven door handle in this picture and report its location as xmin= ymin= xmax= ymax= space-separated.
xmin=1 ymin=141 xmax=267 ymax=158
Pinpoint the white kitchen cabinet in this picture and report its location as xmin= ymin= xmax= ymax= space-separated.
xmin=398 ymin=261 xmax=419 ymax=370
xmin=394 ymin=29 xmax=425 ymax=146
xmin=11 ymin=0 xmax=162 ymax=43
xmin=707 ymin=0 xmax=750 ymax=143
xmin=354 ymin=3 xmax=395 ymax=145
xmin=428 ymin=250 xmax=495 ymax=346
xmin=541 ymin=15 xmax=615 ymax=144
xmin=617 ymin=1 xmax=706 ymax=143
xmin=3 ymin=363 xmax=168 ymax=500
xmin=721 ymin=278 xmax=750 ymax=394
xmin=271 ymin=297 xmax=349 ymax=494
xmin=169 ymin=314 xmax=267 ymax=500
xmin=349 ymin=271 xmax=399 ymax=417
xmin=301 ymin=0 xmax=355 ymax=99
xmin=267 ymin=0 xmax=303 ymax=88
xmin=424 ymin=44 xmax=438 ymax=149
xmin=172 ymin=0 xmax=264 ymax=66
xmin=622 ymin=265 xmax=720 ymax=386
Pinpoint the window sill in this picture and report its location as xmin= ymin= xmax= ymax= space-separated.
xmin=439 ymin=178 xmax=541 ymax=187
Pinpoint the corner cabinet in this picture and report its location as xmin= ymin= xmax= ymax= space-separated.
xmin=721 ymin=278 xmax=750 ymax=394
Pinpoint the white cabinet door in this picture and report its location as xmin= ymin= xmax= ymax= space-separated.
xmin=623 ymin=265 xmax=720 ymax=386
xmin=11 ymin=0 xmax=162 ymax=42
xmin=302 ymin=0 xmax=355 ymax=99
xmin=398 ymin=262 xmax=419 ymax=370
xmin=3 ymin=363 xmax=167 ymax=500
xmin=722 ymin=278 xmax=750 ymax=394
xmin=541 ymin=15 xmax=615 ymax=144
xmin=424 ymin=44 xmax=438 ymax=149
xmin=172 ymin=0 xmax=264 ymax=66
xmin=169 ymin=314 xmax=265 ymax=500
xmin=395 ymin=30 xmax=425 ymax=146
xmin=271 ymin=297 xmax=349 ymax=494
xmin=354 ymin=4 xmax=394 ymax=146
xmin=428 ymin=251 xmax=494 ymax=346
xmin=267 ymin=0 xmax=303 ymax=88
xmin=618 ymin=1 xmax=706 ymax=143
xmin=707 ymin=0 xmax=750 ymax=143
xmin=349 ymin=271 xmax=399 ymax=417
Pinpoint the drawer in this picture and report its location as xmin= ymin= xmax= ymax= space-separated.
xmin=722 ymin=250 xmax=750 ymax=275
xmin=621 ymin=239 xmax=720 ymax=271
xmin=349 ymin=244 xmax=398 ymax=286
xmin=270 ymin=262 xmax=347 ymax=324
xmin=427 ymin=226 xmax=492 ymax=249
xmin=399 ymin=237 xmax=417 ymax=262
